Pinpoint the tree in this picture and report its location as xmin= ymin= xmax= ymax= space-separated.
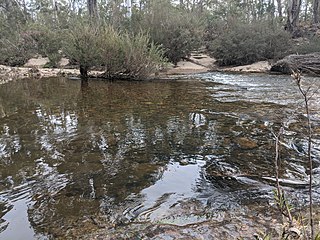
xmin=131 ymin=0 xmax=203 ymax=64
xmin=207 ymin=21 xmax=293 ymax=66
xmin=87 ymin=0 xmax=97 ymax=18
xmin=285 ymin=0 xmax=302 ymax=34
xmin=314 ymin=0 xmax=319 ymax=23
xmin=64 ymin=21 xmax=166 ymax=79
xmin=276 ymin=0 xmax=283 ymax=19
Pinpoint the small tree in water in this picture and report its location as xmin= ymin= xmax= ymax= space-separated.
xmin=63 ymin=22 xmax=101 ymax=78
xmin=64 ymin=21 xmax=166 ymax=79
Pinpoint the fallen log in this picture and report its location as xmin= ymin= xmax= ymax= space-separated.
xmin=271 ymin=52 xmax=320 ymax=76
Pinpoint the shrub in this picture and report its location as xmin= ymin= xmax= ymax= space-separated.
xmin=207 ymin=22 xmax=293 ymax=66
xmin=63 ymin=22 xmax=108 ymax=76
xmin=295 ymin=36 xmax=320 ymax=55
xmin=0 ymin=24 xmax=63 ymax=67
xmin=99 ymin=28 xmax=166 ymax=79
xmin=28 ymin=25 xmax=64 ymax=67
xmin=0 ymin=32 xmax=37 ymax=66
xmin=127 ymin=33 xmax=166 ymax=78
xmin=131 ymin=0 xmax=204 ymax=64
xmin=63 ymin=21 xmax=166 ymax=79
xmin=15 ymin=25 xmax=63 ymax=67
xmin=263 ymin=27 xmax=293 ymax=60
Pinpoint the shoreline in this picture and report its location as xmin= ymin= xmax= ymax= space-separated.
xmin=0 ymin=56 xmax=273 ymax=84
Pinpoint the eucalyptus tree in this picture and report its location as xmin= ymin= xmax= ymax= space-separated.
xmin=87 ymin=0 xmax=98 ymax=17
xmin=286 ymin=0 xmax=302 ymax=34
xmin=314 ymin=0 xmax=319 ymax=23
xmin=276 ymin=0 xmax=283 ymax=18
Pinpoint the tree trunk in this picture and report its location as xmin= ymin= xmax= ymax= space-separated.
xmin=314 ymin=0 xmax=319 ymax=23
xmin=87 ymin=0 xmax=97 ymax=18
xmin=276 ymin=0 xmax=282 ymax=19
xmin=197 ymin=0 xmax=204 ymax=12
xmin=304 ymin=0 xmax=309 ymax=22
xmin=285 ymin=0 xmax=302 ymax=34
xmin=80 ymin=65 xmax=88 ymax=78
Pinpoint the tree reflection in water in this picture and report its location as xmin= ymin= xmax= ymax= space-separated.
xmin=0 ymin=75 xmax=319 ymax=238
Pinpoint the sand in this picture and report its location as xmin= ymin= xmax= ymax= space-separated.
xmin=0 ymin=54 xmax=272 ymax=84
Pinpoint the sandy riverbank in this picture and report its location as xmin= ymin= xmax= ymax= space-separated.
xmin=0 ymin=54 xmax=272 ymax=84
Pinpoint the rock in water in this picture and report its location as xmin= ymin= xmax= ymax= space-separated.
xmin=271 ymin=52 xmax=320 ymax=75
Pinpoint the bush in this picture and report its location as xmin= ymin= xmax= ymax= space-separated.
xmin=207 ymin=22 xmax=293 ymax=66
xmin=63 ymin=22 xmax=102 ymax=76
xmin=0 ymin=32 xmax=37 ymax=66
xmin=295 ymin=36 xmax=320 ymax=55
xmin=131 ymin=0 xmax=204 ymax=64
xmin=63 ymin=21 xmax=166 ymax=79
xmin=108 ymin=33 xmax=166 ymax=79
xmin=0 ymin=24 xmax=63 ymax=67
xmin=27 ymin=25 xmax=64 ymax=67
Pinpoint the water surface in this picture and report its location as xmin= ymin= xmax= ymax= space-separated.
xmin=0 ymin=73 xmax=320 ymax=239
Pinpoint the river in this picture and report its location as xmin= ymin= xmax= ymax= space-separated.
xmin=0 ymin=73 xmax=319 ymax=239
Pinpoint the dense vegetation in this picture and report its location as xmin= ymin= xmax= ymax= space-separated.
xmin=207 ymin=21 xmax=293 ymax=66
xmin=63 ymin=21 xmax=165 ymax=79
xmin=0 ymin=0 xmax=320 ymax=77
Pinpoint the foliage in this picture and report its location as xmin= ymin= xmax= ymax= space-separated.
xmin=0 ymin=26 xmax=63 ymax=67
xmin=295 ymin=36 xmax=320 ymax=55
xmin=131 ymin=0 xmax=204 ymax=64
xmin=63 ymin=21 xmax=166 ymax=79
xmin=1 ymin=0 xmax=319 ymax=70
xmin=27 ymin=24 xmax=64 ymax=67
xmin=0 ymin=30 xmax=37 ymax=66
xmin=63 ymin=21 xmax=103 ymax=73
xmin=207 ymin=22 xmax=293 ymax=66
xmin=110 ymin=33 xmax=166 ymax=79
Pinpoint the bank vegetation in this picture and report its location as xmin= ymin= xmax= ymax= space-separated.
xmin=1 ymin=0 xmax=320 ymax=79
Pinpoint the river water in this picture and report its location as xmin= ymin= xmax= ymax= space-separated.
xmin=0 ymin=73 xmax=319 ymax=239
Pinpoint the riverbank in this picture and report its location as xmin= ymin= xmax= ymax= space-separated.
xmin=0 ymin=54 xmax=273 ymax=83
xmin=148 ymin=54 xmax=271 ymax=76
xmin=0 ymin=64 xmax=102 ymax=84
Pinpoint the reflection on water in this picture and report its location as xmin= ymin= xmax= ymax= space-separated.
xmin=0 ymin=73 xmax=319 ymax=239
xmin=124 ymin=161 xmax=206 ymax=223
